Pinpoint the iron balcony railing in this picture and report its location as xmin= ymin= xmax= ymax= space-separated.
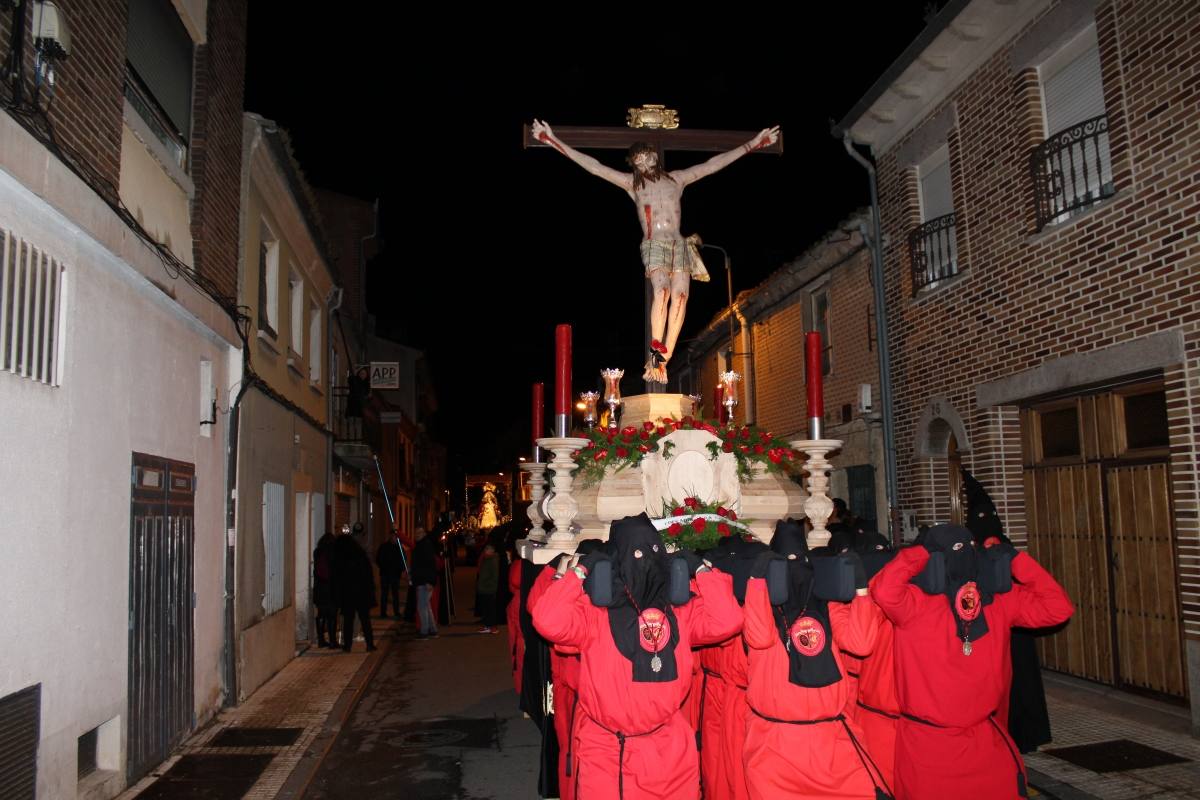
xmin=1031 ymin=113 xmax=1115 ymax=230
xmin=908 ymin=212 xmax=958 ymax=294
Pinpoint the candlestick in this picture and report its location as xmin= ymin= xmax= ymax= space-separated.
xmin=805 ymin=331 xmax=824 ymax=439
xmin=601 ymin=368 xmax=623 ymax=430
xmin=580 ymin=391 xmax=600 ymax=430
xmin=532 ymin=382 xmax=545 ymax=462
xmin=720 ymin=371 xmax=740 ymax=426
xmin=555 ymin=325 xmax=572 ymax=436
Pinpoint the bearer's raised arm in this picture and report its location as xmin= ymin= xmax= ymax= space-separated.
xmin=672 ymin=126 xmax=780 ymax=186
xmin=531 ymin=119 xmax=632 ymax=191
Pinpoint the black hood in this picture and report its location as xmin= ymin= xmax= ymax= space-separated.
xmin=707 ymin=534 xmax=767 ymax=605
xmin=604 ymin=514 xmax=679 ymax=683
xmin=962 ymin=469 xmax=1008 ymax=546
xmin=924 ymin=524 xmax=993 ymax=643
xmin=769 ymin=519 xmax=840 ymax=688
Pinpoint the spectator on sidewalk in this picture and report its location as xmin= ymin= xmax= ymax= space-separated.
xmin=476 ymin=543 xmax=501 ymax=634
xmin=376 ymin=535 xmax=404 ymax=618
xmin=313 ymin=532 xmax=338 ymax=648
xmin=411 ymin=526 xmax=439 ymax=639
xmin=334 ymin=524 xmax=376 ymax=652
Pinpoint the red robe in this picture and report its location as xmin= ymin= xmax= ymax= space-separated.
xmin=871 ymin=549 xmax=1074 ymax=800
xmin=538 ymin=566 xmax=585 ymax=800
xmin=719 ymin=637 xmax=752 ymax=800
xmin=742 ymin=578 xmax=882 ymax=800
xmin=532 ymin=569 xmax=743 ymax=800
xmin=851 ymin=614 xmax=898 ymax=789
xmin=507 ymin=559 xmax=525 ymax=695
xmin=698 ymin=639 xmax=735 ymax=799
xmin=839 ymin=650 xmax=863 ymax=717
xmin=683 ymin=655 xmax=703 ymax=730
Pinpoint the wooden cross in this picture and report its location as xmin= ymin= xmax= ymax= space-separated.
xmin=522 ymin=117 xmax=783 ymax=394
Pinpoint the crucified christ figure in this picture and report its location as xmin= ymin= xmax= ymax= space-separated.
xmin=531 ymin=120 xmax=781 ymax=384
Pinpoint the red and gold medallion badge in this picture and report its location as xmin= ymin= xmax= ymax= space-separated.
xmin=638 ymin=608 xmax=670 ymax=652
xmin=788 ymin=616 xmax=827 ymax=657
xmin=956 ymin=581 xmax=982 ymax=621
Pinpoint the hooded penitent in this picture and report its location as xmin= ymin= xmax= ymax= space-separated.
xmin=923 ymin=524 xmax=993 ymax=652
xmin=962 ymin=468 xmax=1008 ymax=547
xmin=604 ymin=514 xmax=681 ymax=682
xmin=769 ymin=520 xmax=840 ymax=688
xmin=706 ymin=534 xmax=767 ymax=605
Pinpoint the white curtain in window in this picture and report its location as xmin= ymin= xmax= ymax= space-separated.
xmin=263 ymin=481 xmax=287 ymax=615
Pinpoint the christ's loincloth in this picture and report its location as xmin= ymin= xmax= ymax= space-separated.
xmin=640 ymin=234 xmax=710 ymax=282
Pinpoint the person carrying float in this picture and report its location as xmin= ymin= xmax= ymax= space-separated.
xmin=702 ymin=533 xmax=768 ymax=800
xmin=532 ymin=514 xmax=742 ymax=800
xmin=827 ymin=527 xmax=900 ymax=789
xmin=870 ymin=524 xmax=1073 ymax=799
xmin=742 ymin=520 xmax=889 ymax=799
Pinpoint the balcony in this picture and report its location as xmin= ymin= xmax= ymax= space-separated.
xmin=332 ymin=384 xmax=380 ymax=470
xmin=908 ymin=212 xmax=958 ymax=294
xmin=1031 ymin=113 xmax=1115 ymax=231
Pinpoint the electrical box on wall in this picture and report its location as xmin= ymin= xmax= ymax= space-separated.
xmin=858 ymin=384 xmax=873 ymax=415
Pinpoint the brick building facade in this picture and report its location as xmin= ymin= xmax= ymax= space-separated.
xmin=839 ymin=0 xmax=1200 ymax=720
xmin=681 ymin=214 xmax=889 ymax=530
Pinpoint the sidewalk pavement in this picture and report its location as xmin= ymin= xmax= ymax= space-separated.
xmin=116 ymin=618 xmax=399 ymax=800
xmin=1025 ymin=672 xmax=1200 ymax=800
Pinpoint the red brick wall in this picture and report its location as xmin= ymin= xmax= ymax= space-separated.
xmin=316 ymin=189 xmax=377 ymax=349
xmin=873 ymin=0 xmax=1200 ymax=628
xmin=0 ymin=0 xmax=126 ymax=188
xmin=751 ymin=248 xmax=879 ymax=439
xmin=189 ymin=0 xmax=247 ymax=302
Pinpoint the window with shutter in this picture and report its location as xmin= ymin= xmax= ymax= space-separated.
xmin=124 ymin=0 xmax=194 ymax=169
xmin=1033 ymin=24 xmax=1114 ymax=227
xmin=910 ymin=144 xmax=958 ymax=292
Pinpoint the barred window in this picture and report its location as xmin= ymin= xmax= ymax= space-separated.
xmin=1 ymin=229 xmax=66 ymax=386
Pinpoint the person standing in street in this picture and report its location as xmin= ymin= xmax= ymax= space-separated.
xmin=476 ymin=543 xmax=501 ymax=634
xmin=333 ymin=524 xmax=376 ymax=652
xmin=411 ymin=526 xmax=439 ymax=639
xmin=376 ymin=535 xmax=404 ymax=618
xmin=313 ymin=532 xmax=338 ymax=648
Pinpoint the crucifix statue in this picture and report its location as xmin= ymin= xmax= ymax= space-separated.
xmin=526 ymin=111 xmax=782 ymax=387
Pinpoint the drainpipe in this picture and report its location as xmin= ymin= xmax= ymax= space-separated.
xmin=842 ymin=133 xmax=900 ymax=544
xmin=326 ymin=285 xmax=343 ymax=530
xmin=223 ymin=357 xmax=252 ymax=707
xmin=732 ymin=304 xmax=756 ymax=424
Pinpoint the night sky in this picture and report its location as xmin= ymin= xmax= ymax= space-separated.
xmin=244 ymin=10 xmax=935 ymax=479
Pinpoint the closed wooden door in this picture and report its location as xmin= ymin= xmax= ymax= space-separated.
xmin=1025 ymin=463 xmax=1114 ymax=685
xmin=1106 ymin=463 xmax=1185 ymax=697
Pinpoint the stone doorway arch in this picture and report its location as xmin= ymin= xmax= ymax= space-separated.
xmin=914 ymin=396 xmax=971 ymax=459
xmin=914 ymin=397 xmax=971 ymax=525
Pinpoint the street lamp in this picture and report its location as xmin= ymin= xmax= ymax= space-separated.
xmin=700 ymin=243 xmax=736 ymax=372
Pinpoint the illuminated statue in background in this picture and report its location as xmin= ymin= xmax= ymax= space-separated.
xmin=478 ymin=482 xmax=500 ymax=529
xmin=531 ymin=120 xmax=780 ymax=384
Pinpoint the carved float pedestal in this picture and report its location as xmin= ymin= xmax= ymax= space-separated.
xmin=789 ymin=438 xmax=844 ymax=550
xmin=571 ymin=394 xmax=806 ymax=543
xmin=519 ymin=462 xmax=548 ymax=542
xmin=518 ymin=436 xmax=588 ymax=564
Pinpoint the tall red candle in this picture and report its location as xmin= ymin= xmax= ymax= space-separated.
xmin=554 ymin=324 xmax=571 ymax=417
xmin=805 ymin=331 xmax=824 ymax=434
xmin=532 ymin=382 xmax=544 ymax=446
